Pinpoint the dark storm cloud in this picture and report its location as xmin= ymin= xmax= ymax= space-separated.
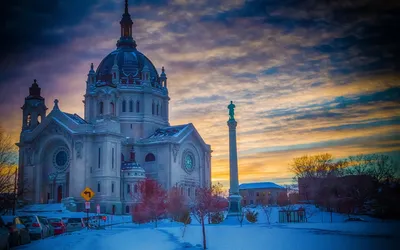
xmin=0 ymin=0 xmax=100 ymax=80
xmin=260 ymin=87 xmax=400 ymax=121
xmin=204 ymin=0 xmax=400 ymax=77
xmin=314 ymin=118 xmax=400 ymax=132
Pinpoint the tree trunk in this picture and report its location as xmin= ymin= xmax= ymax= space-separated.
xmin=201 ymin=216 xmax=207 ymax=249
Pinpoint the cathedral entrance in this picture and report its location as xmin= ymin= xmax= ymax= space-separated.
xmin=57 ymin=185 xmax=63 ymax=203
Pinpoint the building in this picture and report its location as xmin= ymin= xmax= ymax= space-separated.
xmin=239 ymin=182 xmax=286 ymax=206
xmin=298 ymin=175 xmax=376 ymax=209
xmin=16 ymin=1 xmax=211 ymax=215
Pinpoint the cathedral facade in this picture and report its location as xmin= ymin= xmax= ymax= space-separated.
xmin=16 ymin=2 xmax=212 ymax=215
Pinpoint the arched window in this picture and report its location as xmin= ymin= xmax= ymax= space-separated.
xmin=121 ymin=153 xmax=125 ymax=162
xmin=134 ymin=184 xmax=138 ymax=193
xmin=99 ymin=102 xmax=104 ymax=114
xmin=145 ymin=153 xmax=155 ymax=162
xmin=136 ymin=101 xmax=140 ymax=112
xmin=27 ymin=114 xmax=31 ymax=127
xmin=129 ymin=100 xmax=133 ymax=112
xmin=188 ymin=187 xmax=191 ymax=197
xmin=122 ymin=100 xmax=126 ymax=112
xmin=156 ymin=104 xmax=159 ymax=115
xmin=152 ymin=102 xmax=155 ymax=115
xmin=126 ymin=206 xmax=130 ymax=214
xmin=110 ymin=102 xmax=115 ymax=115
xmin=113 ymin=72 xmax=116 ymax=79
xmin=37 ymin=114 xmax=42 ymax=124
xmin=160 ymin=104 xmax=162 ymax=116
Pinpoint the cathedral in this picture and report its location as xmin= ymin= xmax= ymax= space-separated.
xmin=16 ymin=1 xmax=212 ymax=215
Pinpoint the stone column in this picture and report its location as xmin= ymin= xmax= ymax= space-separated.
xmin=227 ymin=101 xmax=241 ymax=216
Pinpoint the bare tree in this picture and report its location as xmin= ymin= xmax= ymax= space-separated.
xmin=262 ymin=205 xmax=273 ymax=224
xmin=345 ymin=154 xmax=374 ymax=176
xmin=289 ymin=153 xmax=346 ymax=180
xmin=237 ymin=206 xmax=245 ymax=227
xmin=0 ymin=128 xmax=19 ymax=215
xmin=345 ymin=154 xmax=398 ymax=183
xmin=237 ymin=200 xmax=246 ymax=227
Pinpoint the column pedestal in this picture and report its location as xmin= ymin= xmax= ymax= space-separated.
xmin=227 ymin=194 xmax=242 ymax=217
xmin=227 ymin=118 xmax=241 ymax=217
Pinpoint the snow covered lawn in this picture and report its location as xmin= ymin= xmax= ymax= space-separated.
xmin=14 ymin=205 xmax=398 ymax=250
xmin=16 ymin=220 xmax=397 ymax=250
xmin=16 ymin=224 xmax=181 ymax=250
xmin=160 ymin=222 xmax=397 ymax=250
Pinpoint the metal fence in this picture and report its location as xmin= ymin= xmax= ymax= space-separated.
xmin=278 ymin=209 xmax=307 ymax=223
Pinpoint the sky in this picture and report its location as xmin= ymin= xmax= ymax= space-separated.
xmin=0 ymin=0 xmax=399 ymax=187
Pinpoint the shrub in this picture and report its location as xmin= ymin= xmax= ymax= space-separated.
xmin=245 ymin=209 xmax=258 ymax=223
xmin=210 ymin=212 xmax=224 ymax=224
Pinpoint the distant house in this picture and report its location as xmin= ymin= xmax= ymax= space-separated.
xmin=239 ymin=182 xmax=286 ymax=206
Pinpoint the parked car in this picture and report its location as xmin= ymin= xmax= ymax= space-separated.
xmin=38 ymin=217 xmax=54 ymax=237
xmin=1 ymin=216 xmax=31 ymax=247
xmin=66 ymin=218 xmax=85 ymax=232
xmin=47 ymin=218 xmax=66 ymax=235
xmin=0 ymin=217 xmax=10 ymax=250
xmin=19 ymin=215 xmax=50 ymax=240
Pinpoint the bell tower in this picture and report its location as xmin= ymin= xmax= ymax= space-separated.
xmin=21 ymin=79 xmax=47 ymax=131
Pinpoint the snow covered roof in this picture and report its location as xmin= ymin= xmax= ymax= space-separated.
xmin=148 ymin=124 xmax=188 ymax=138
xmin=121 ymin=162 xmax=143 ymax=170
xmin=239 ymin=182 xmax=285 ymax=190
xmin=63 ymin=112 xmax=88 ymax=124
xmin=137 ymin=124 xmax=190 ymax=144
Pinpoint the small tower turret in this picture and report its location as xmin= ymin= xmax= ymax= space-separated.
xmin=87 ymin=63 xmax=96 ymax=90
xmin=160 ymin=66 xmax=167 ymax=88
xmin=141 ymin=64 xmax=150 ymax=86
xmin=21 ymin=79 xmax=47 ymax=131
xmin=112 ymin=56 xmax=120 ymax=85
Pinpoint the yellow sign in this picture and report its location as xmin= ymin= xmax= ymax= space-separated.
xmin=80 ymin=187 xmax=95 ymax=201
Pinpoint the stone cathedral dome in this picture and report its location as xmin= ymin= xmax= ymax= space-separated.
xmin=95 ymin=0 xmax=160 ymax=86
xmin=96 ymin=49 xmax=160 ymax=84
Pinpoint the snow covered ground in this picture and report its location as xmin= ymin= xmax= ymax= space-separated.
xmin=14 ymin=205 xmax=398 ymax=250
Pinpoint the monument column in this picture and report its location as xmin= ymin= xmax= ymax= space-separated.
xmin=227 ymin=101 xmax=241 ymax=216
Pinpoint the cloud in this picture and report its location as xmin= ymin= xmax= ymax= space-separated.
xmin=1 ymin=0 xmax=400 ymax=186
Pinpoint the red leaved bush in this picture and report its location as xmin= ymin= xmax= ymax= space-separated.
xmin=131 ymin=178 xmax=167 ymax=227
xmin=191 ymin=185 xmax=227 ymax=249
xmin=167 ymin=187 xmax=187 ymax=221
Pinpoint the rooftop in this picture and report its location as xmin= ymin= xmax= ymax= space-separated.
xmin=239 ymin=182 xmax=285 ymax=190
xmin=63 ymin=112 xmax=88 ymax=124
xmin=148 ymin=124 xmax=188 ymax=139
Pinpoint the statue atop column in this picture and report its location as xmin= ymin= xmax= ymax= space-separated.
xmin=227 ymin=101 xmax=236 ymax=120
